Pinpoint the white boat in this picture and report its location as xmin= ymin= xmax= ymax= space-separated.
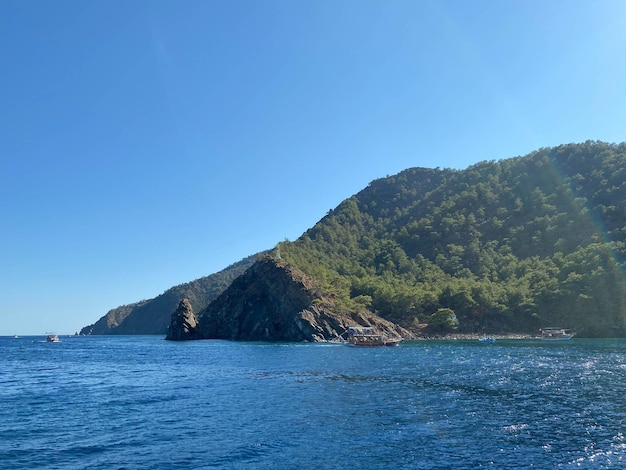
xmin=539 ymin=327 xmax=574 ymax=341
xmin=479 ymin=336 xmax=496 ymax=343
xmin=46 ymin=334 xmax=60 ymax=342
xmin=347 ymin=326 xmax=402 ymax=347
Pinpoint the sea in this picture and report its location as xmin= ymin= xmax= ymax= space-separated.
xmin=1 ymin=336 xmax=624 ymax=469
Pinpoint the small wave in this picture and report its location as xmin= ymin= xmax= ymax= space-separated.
xmin=502 ymin=423 xmax=529 ymax=433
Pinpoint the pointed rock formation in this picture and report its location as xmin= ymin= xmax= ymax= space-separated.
xmin=165 ymin=299 xmax=199 ymax=341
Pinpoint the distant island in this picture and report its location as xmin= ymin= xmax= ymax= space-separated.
xmin=83 ymin=141 xmax=626 ymax=340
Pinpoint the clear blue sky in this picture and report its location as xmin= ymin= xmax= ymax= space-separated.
xmin=1 ymin=0 xmax=625 ymax=335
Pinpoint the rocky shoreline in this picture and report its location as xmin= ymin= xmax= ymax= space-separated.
xmin=166 ymin=259 xmax=411 ymax=342
xmin=165 ymin=259 xmax=541 ymax=344
xmin=411 ymin=333 xmax=535 ymax=341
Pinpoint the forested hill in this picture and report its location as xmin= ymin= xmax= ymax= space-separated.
xmin=82 ymin=141 xmax=626 ymax=338
xmin=80 ymin=255 xmax=258 ymax=335
xmin=280 ymin=141 xmax=626 ymax=337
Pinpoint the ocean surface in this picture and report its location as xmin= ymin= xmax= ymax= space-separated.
xmin=1 ymin=336 xmax=624 ymax=469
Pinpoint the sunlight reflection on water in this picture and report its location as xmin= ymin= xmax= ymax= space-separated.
xmin=0 ymin=336 xmax=624 ymax=468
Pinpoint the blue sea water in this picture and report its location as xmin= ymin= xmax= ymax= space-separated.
xmin=1 ymin=336 xmax=624 ymax=469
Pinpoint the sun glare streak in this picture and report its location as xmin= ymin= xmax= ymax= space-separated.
xmin=544 ymin=146 xmax=626 ymax=323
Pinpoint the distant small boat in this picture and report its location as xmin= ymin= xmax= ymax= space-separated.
xmin=539 ymin=328 xmax=574 ymax=341
xmin=46 ymin=334 xmax=59 ymax=343
xmin=13 ymin=334 xmax=18 ymax=339
xmin=479 ymin=336 xmax=496 ymax=343
xmin=347 ymin=326 xmax=402 ymax=347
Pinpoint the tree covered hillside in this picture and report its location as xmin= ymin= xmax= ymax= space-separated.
xmin=280 ymin=142 xmax=626 ymax=337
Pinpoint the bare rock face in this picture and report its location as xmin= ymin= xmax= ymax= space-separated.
xmin=165 ymin=299 xmax=199 ymax=341
xmin=197 ymin=258 xmax=410 ymax=342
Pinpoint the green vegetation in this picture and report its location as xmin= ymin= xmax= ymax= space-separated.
xmin=280 ymin=141 xmax=626 ymax=337
xmin=429 ymin=308 xmax=459 ymax=332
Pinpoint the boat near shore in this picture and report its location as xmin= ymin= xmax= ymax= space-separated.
xmin=539 ymin=327 xmax=574 ymax=341
xmin=347 ymin=326 xmax=402 ymax=347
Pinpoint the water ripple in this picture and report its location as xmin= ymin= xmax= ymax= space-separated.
xmin=0 ymin=336 xmax=624 ymax=468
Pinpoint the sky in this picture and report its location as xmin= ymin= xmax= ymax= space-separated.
xmin=1 ymin=0 xmax=625 ymax=335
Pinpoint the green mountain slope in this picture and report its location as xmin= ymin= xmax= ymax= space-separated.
xmin=80 ymin=255 xmax=259 ymax=335
xmin=279 ymin=141 xmax=626 ymax=337
xmin=83 ymin=141 xmax=626 ymax=338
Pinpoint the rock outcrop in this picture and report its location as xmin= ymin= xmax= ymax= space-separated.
xmin=194 ymin=258 xmax=411 ymax=342
xmin=165 ymin=299 xmax=200 ymax=340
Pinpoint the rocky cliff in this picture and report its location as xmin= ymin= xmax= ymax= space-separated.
xmin=192 ymin=258 xmax=411 ymax=342
xmin=165 ymin=299 xmax=199 ymax=340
